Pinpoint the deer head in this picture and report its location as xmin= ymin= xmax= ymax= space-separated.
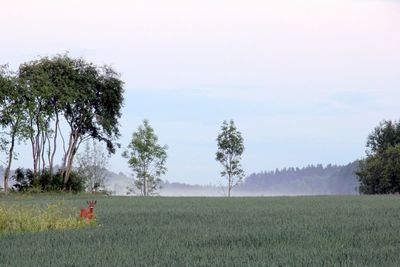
xmin=87 ymin=200 xmax=97 ymax=213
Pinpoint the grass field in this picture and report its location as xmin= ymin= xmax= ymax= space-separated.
xmin=1 ymin=195 xmax=400 ymax=266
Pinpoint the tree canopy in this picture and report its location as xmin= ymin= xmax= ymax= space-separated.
xmin=356 ymin=120 xmax=400 ymax=194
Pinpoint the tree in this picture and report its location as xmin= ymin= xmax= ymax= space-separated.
xmin=122 ymin=120 xmax=167 ymax=196
xmin=216 ymin=120 xmax=245 ymax=197
xmin=77 ymin=140 xmax=110 ymax=193
xmin=59 ymin=57 xmax=124 ymax=188
xmin=19 ymin=59 xmax=55 ymax=178
xmin=19 ymin=55 xmax=125 ymax=188
xmin=0 ymin=65 xmax=28 ymax=194
xmin=356 ymin=120 xmax=400 ymax=194
xmin=18 ymin=55 xmax=75 ymax=178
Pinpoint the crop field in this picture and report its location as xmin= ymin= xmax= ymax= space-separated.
xmin=1 ymin=195 xmax=400 ymax=266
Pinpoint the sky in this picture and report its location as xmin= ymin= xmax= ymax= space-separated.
xmin=0 ymin=0 xmax=400 ymax=185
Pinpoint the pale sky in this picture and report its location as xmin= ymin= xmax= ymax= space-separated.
xmin=1 ymin=0 xmax=400 ymax=184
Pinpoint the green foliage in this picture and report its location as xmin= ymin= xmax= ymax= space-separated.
xmin=1 ymin=195 xmax=400 ymax=266
xmin=0 ymin=54 xmax=125 ymax=188
xmin=357 ymin=120 xmax=400 ymax=194
xmin=12 ymin=168 xmax=85 ymax=193
xmin=11 ymin=168 xmax=34 ymax=192
xmin=216 ymin=120 xmax=245 ymax=197
xmin=366 ymin=120 xmax=400 ymax=155
xmin=18 ymin=56 xmax=62 ymax=178
xmin=0 ymin=65 xmax=29 ymax=193
xmin=0 ymin=201 xmax=90 ymax=235
xmin=357 ymin=145 xmax=400 ymax=194
xmin=122 ymin=119 xmax=167 ymax=196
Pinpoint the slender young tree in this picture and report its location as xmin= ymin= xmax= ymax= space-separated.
xmin=216 ymin=120 xmax=245 ymax=197
xmin=19 ymin=65 xmax=52 ymax=178
xmin=77 ymin=140 xmax=110 ymax=193
xmin=122 ymin=120 xmax=167 ymax=196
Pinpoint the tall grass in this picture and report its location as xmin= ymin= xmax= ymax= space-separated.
xmin=0 ymin=201 xmax=91 ymax=235
xmin=1 ymin=196 xmax=400 ymax=266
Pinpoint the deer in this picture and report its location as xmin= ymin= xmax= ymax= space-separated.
xmin=80 ymin=200 xmax=97 ymax=223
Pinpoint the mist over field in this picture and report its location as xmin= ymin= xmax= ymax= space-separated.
xmin=0 ymin=161 xmax=359 ymax=196
xmin=103 ymin=162 xmax=359 ymax=196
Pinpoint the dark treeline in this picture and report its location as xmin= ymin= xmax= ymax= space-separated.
xmin=240 ymin=162 xmax=359 ymax=195
xmin=141 ymin=163 xmax=360 ymax=196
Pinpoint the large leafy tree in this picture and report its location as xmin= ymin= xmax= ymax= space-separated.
xmin=0 ymin=66 xmax=28 ymax=193
xmin=19 ymin=55 xmax=77 ymax=178
xmin=60 ymin=58 xmax=124 ymax=187
xmin=216 ymin=120 xmax=245 ymax=197
xmin=19 ymin=55 xmax=124 ymax=188
xmin=356 ymin=120 xmax=400 ymax=194
xmin=122 ymin=120 xmax=167 ymax=196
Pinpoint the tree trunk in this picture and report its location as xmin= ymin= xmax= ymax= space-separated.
xmin=65 ymin=146 xmax=76 ymax=182
xmin=30 ymin=121 xmax=38 ymax=178
xmin=228 ymin=174 xmax=231 ymax=197
xmin=63 ymin=146 xmax=74 ymax=188
xmin=4 ymin=130 xmax=16 ymax=194
xmin=227 ymin=156 xmax=232 ymax=197
xmin=49 ymin=114 xmax=59 ymax=176
xmin=143 ymin=164 xmax=147 ymax=196
xmin=41 ymin=130 xmax=46 ymax=174
xmin=62 ymin=132 xmax=79 ymax=188
xmin=46 ymin=132 xmax=51 ymax=174
xmin=143 ymin=174 xmax=147 ymax=196
xmin=61 ymin=132 xmax=74 ymax=186
xmin=35 ymin=120 xmax=42 ymax=176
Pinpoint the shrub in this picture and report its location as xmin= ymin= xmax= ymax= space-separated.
xmin=12 ymin=169 xmax=86 ymax=193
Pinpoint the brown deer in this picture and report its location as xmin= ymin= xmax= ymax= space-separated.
xmin=80 ymin=200 xmax=97 ymax=223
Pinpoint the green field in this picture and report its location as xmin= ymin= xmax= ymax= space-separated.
xmin=1 ymin=195 xmax=400 ymax=266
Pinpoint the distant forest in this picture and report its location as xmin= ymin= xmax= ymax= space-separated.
xmin=239 ymin=162 xmax=359 ymax=195
xmin=158 ymin=162 xmax=360 ymax=196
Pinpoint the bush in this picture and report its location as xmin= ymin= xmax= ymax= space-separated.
xmin=12 ymin=169 xmax=86 ymax=193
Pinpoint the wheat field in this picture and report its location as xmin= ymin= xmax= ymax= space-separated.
xmin=1 ymin=195 xmax=400 ymax=266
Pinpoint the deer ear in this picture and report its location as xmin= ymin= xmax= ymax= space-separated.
xmin=94 ymin=200 xmax=97 ymax=205
xmin=87 ymin=201 xmax=89 ymax=205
